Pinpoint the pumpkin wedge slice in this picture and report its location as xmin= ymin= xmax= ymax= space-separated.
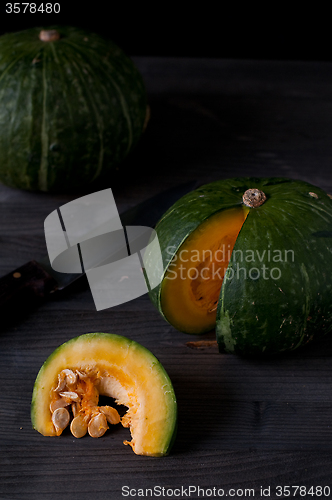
xmin=31 ymin=333 xmax=177 ymax=457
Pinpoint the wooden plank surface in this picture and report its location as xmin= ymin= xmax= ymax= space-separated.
xmin=1 ymin=57 xmax=332 ymax=500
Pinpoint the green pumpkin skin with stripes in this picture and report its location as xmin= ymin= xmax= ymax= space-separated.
xmin=146 ymin=177 xmax=332 ymax=356
xmin=0 ymin=27 xmax=147 ymax=192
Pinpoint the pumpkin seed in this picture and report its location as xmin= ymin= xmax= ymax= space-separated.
xmin=59 ymin=391 xmax=81 ymax=403
xmin=88 ymin=412 xmax=108 ymax=438
xmin=52 ymin=407 xmax=70 ymax=436
xmin=70 ymin=415 xmax=88 ymax=438
xmin=63 ymin=369 xmax=77 ymax=387
xmin=99 ymin=405 xmax=120 ymax=425
xmin=54 ymin=369 xmax=77 ymax=392
xmin=50 ymin=397 xmax=71 ymax=413
xmin=76 ymin=369 xmax=89 ymax=380
xmin=54 ymin=372 xmax=66 ymax=393
xmin=71 ymin=402 xmax=79 ymax=418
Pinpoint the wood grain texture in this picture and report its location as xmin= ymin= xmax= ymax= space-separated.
xmin=1 ymin=57 xmax=332 ymax=499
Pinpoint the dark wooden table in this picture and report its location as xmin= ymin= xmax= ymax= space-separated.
xmin=1 ymin=57 xmax=332 ymax=500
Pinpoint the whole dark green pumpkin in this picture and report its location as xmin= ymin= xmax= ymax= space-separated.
xmin=145 ymin=177 xmax=332 ymax=356
xmin=0 ymin=27 xmax=147 ymax=192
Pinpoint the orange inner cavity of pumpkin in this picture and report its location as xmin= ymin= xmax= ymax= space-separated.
xmin=161 ymin=207 xmax=249 ymax=333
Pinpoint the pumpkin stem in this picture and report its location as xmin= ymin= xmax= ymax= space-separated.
xmin=186 ymin=340 xmax=218 ymax=350
xmin=242 ymin=188 xmax=267 ymax=208
xmin=39 ymin=30 xmax=60 ymax=42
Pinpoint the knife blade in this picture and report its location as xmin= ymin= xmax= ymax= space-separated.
xmin=0 ymin=181 xmax=197 ymax=324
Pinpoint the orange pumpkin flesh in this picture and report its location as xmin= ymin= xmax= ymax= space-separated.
xmin=160 ymin=207 xmax=249 ymax=333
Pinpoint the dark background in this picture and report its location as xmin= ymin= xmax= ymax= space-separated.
xmin=0 ymin=5 xmax=330 ymax=62
xmin=2 ymin=5 xmax=332 ymax=500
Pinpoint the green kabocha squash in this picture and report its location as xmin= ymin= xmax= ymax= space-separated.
xmin=31 ymin=333 xmax=177 ymax=457
xmin=145 ymin=177 xmax=332 ymax=356
xmin=0 ymin=27 xmax=147 ymax=192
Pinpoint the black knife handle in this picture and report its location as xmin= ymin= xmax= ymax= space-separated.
xmin=0 ymin=260 xmax=58 ymax=322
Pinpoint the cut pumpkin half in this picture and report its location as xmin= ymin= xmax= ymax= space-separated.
xmin=31 ymin=333 xmax=177 ymax=457
xmin=146 ymin=177 xmax=332 ymax=356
